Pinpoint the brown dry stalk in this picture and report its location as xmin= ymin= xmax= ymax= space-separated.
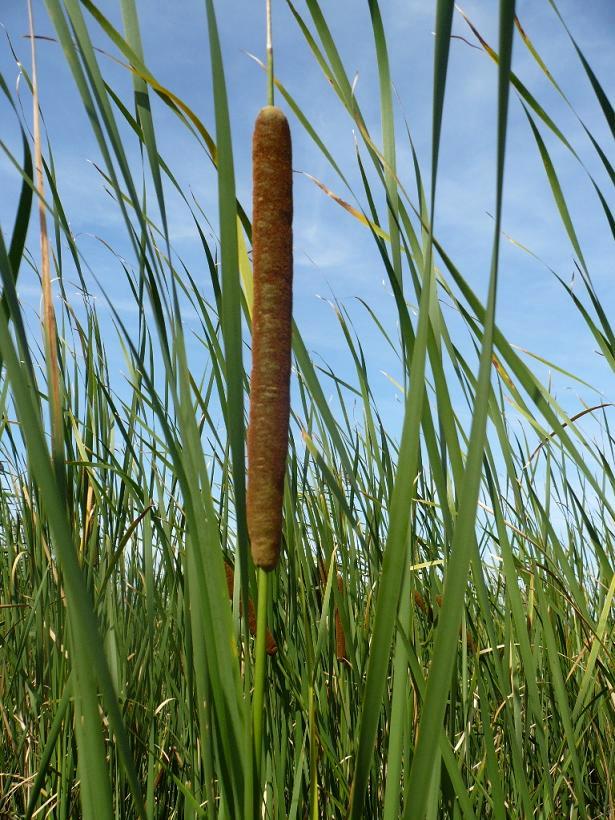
xmin=27 ymin=1 xmax=63 ymax=467
xmin=224 ymin=561 xmax=277 ymax=656
xmin=247 ymin=106 xmax=293 ymax=571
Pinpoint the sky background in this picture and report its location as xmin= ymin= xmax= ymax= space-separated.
xmin=0 ymin=0 xmax=613 ymax=453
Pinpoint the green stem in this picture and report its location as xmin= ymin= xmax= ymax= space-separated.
xmin=383 ymin=559 xmax=412 ymax=819
xmin=253 ymin=567 xmax=269 ymax=784
xmin=309 ymin=683 xmax=318 ymax=819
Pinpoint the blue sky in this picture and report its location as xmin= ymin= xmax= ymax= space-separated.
xmin=0 ymin=0 xmax=613 ymax=451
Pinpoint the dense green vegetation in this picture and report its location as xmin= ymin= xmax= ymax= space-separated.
xmin=1 ymin=1 xmax=613 ymax=817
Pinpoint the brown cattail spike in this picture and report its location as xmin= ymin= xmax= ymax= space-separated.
xmin=335 ymin=574 xmax=348 ymax=664
xmin=413 ymin=590 xmax=428 ymax=615
xmin=317 ymin=559 xmax=349 ymax=665
xmin=247 ymin=105 xmax=293 ymax=571
xmin=413 ymin=589 xmax=434 ymax=623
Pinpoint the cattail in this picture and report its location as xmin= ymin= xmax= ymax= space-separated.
xmin=334 ymin=574 xmax=348 ymax=664
xmin=224 ymin=561 xmax=277 ymax=656
xmin=413 ymin=589 xmax=434 ymax=622
xmin=318 ymin=559 xmax=349 ymax=665
xmin=413 ymin=589 xmax=429 ymax=615
xmin=247 ymin=105 xmax=293 ymax=571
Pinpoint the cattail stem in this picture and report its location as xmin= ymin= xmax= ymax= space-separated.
xmin=225 ymin=561 xmax=277 ymax=654
xmin=266 ymin=0 xmax=274 ymax=106
xmin=253 ymin=568 xmax=269 ymax=779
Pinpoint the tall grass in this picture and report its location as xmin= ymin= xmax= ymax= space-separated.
xmin=1 ymin=1 xmax=613 ymax=817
